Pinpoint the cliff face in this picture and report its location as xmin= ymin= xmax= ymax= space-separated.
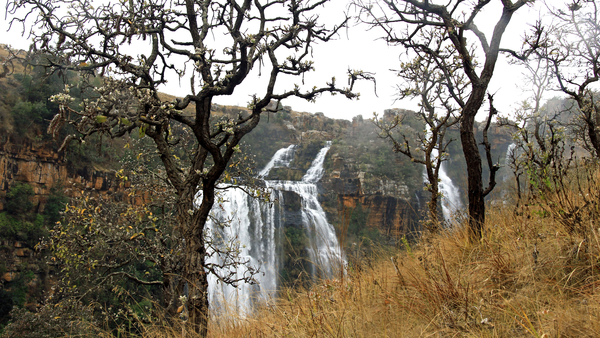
xmin=0 ymin=142 xmax=119 ymax=212
xmin=338 ymin=194 xmax=418 ymax=239
xmin=0 ymin=142 xmax=129 ymax=294
xmin=321 ymin=154 xmax=420 ymax=240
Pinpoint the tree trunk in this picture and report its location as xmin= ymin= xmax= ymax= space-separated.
xmin=460 ymin=106 xmax=485 ymax=238
xmin=427 ymin=188 xmax=440 ymax=232
xmin=586 ymin=111 xmax=600 ymax=158
xmin=183 ymin=239 xmax=209 ymax=336
xmin=425 ymin=163 xmax=440 ymax=231
xmin=177 ymin=184 xmax=213 ymax=337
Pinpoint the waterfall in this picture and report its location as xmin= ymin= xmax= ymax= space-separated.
xmin=205 ymin=141 xmax=342 ymax=313
xmin=268 ymin=141 xmax=344 ymax=278
xmin=423 ymin=129 xmax=462 ymax=222
xmin=258 ymin=144 xmax=297 ymax=178
xmin=302 ymin=142 xmax=331 ymax=183
xmin=205 ymin=187 xmax=280 ymax=314
xmin=436 ymin=161 xmax=462 ymax=220
xmin=504 ymin=143 xmax=517 ymax=181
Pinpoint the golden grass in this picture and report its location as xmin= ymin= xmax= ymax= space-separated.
xmin=201 ymin=201 xmax=600 ymax=337
xmin=100 ymin=166 xmax=600 ymax=338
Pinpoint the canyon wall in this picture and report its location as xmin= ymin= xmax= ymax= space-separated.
xmin=0 ymin=142 xmax=128 ymax=212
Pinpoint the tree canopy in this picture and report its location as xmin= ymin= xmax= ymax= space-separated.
xmin=7 ymin=0 xmax=364 ymax=335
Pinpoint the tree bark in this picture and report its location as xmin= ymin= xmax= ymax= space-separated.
xmin=179 ymin=182 xmax=212 ymax=336
xmin=460 ymin=94 xmax=485 ymax=238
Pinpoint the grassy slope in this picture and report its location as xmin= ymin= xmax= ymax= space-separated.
xmin=202 ymin=172 xmax=600 ymax=337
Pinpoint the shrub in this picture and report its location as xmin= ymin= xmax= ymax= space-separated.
xmin=43 ymin=186 xmax=67 ymax=226
xmin=5 ymin=183 xmax=34 ymax=216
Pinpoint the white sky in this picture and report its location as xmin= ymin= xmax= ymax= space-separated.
xmin=1 ymin=0 xmax=552 ymax=121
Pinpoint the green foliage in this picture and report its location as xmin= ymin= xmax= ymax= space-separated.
xmin=0 ymin=213 xmax=17 ymax=237
xmin=0 ymin=212 xmax=46 ymax=246
xmin=1 ymin=299 xmax=101 ymax=338
xmin=43 ymin=185 xmax=68 ymax=226
xmin=30 ymin=184 xmax=181 ymax=336
xmin=347 ymin=204 xmax=368 ymax=238
xmin=0 ymin=270 xmax=35 ymax=328
xmin=341 ymin=204 xmax=388 ymax=266
xmin=0 ymin=183 xmax=47 ymax=246
xmin=10 ymin=101 xmax=48 ymax=135
xmin=281 ymin=226 xmax=310 ymax=287
xmin=1 ymin=183 xmax=46 ymax=245
xmin=5 ymin=183 xmax=34 ymax=216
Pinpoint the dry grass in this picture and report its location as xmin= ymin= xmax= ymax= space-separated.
xmin=127 ymin=223 xmax=600 ymax=338
xmin=106 ymin=167 xmax=600 ymax=338
xmin=203 ymin=184 xmax=600 ymax=337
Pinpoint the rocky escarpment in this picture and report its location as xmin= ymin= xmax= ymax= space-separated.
xmin=0 ymin=142 xmax=123 ymax=213
xmin=0 ymin=142 xmax=138 ymax=294
xmin=260 ymin=130 xmax=423 ymax=241
xmin=321 ymin=153 xmax=420 ymax=240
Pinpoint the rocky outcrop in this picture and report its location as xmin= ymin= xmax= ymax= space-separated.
xmin=338 ymin=194 xmax=419 ymax=239
xmin=0 ymin=142 xmax=123 ymax=212
xmin=321 ymin=152 xmax=420 ymax=240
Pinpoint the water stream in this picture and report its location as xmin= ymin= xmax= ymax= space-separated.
xmin=423 ymin=130 xmax=462 ymax=222
xmin=205 ymin=141 xmax=343 ymax=313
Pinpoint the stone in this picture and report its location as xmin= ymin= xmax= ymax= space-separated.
xmin=1 ymin=272 xmax=16 ymax=282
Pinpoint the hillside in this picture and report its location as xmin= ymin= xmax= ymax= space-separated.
xmin=205 ymin=174 xmax=600 ymax=337
xmin=0 ymin=44 xmax=520 ymax=335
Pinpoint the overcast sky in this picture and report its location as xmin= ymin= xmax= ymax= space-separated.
xmin=1 ymin=0 xmax=551 ymax=121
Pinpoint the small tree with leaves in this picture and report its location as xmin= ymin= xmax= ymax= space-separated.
xmin=7 ymin=0 xmax=363 ymax=334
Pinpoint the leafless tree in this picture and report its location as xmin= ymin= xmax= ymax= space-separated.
xmin=530 ymin=0 xmax=600 ymax=158
xmin=354 ymin=0 xmax=535 ymax=238
xmin=499 ymin=55 xmax=553 ymax=211
xmin=6 ymin=0 xmax=363 ymax=334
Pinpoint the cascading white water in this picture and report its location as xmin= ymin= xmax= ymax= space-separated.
xmin=258 ymin=144 xmax=297 ymax=178
xmin=205 ymin=187 xmax=282 ymax=315
xmin=504 ymin=143 xmax=517 ymax=181
xmin=267 ymin=141 xmax=344 ymax=278
xmin=302 ymin=142 xmax=331 ymax=183
xmin=436 ymin=161 xmax=462 ymax=220
xmin=423 ymin=130 xmax=462 ymax=221
xmin=205 ymin=141 xmax=342 ymax=313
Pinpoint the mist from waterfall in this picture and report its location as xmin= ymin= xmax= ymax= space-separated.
xmin=205 ymin=141 xmax=343 ymax=313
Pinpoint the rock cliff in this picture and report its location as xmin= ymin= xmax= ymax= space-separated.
xmin=0 ymin=141 xmax=126 ymax=213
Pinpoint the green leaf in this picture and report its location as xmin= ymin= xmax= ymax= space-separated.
xmin=139 ymin=123 xmax=147 ymax=138
xmin=95 ymin=115 xmax=107 ymax=123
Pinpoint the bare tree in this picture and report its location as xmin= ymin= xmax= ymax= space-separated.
xmin=499 ymin=55 xmax=553 ymax=211
xmin=531 ymin=0 xmax=600 ymax=157
xmin=6 ymin=0 xmax=362 ymax=334
xmin=355 ymin=0 xmax=534 ymax=238
xmin=374 ymin=30 xmax=464 ymax=231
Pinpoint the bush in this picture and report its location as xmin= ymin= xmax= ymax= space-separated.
xmin=43 ymin=186 xmax=67 ymax=226
xmin=5 ymin=183 xmax=34 ymax=216
xmin=1 ymin=300 xmax=100 ymax=338
xmin=0 ymin=212 xmax=46 ymax=245
xmin=10 ymin=101 xmax=48 ymax=135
